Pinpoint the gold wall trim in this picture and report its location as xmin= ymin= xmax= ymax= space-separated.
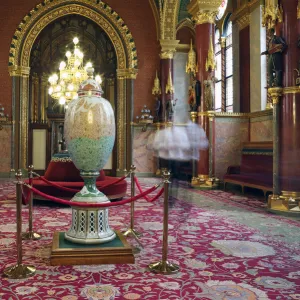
xmin=9 ymin=0 xmax=137 ymax=70
xmin=231 ymin=0 xmax=260 ymax=30
xmin=161 ymin=0 xmax=181 ymax=40
xmin=236 ymin=13 xmax=250 ymax=30
xmin=160 ymin=39 xmax=180 ymax=59
xmin=283 ymin=86 xmax=300 ymax=94
xmin=176 ymin=18 xmax=195 ymax=34
xmin=8 ymin=66 xmax=30 ymax=77
xmin=8 ymin=1 xmax=134 ymax=172
xmin=199 ymin=109 xmax=273 ymax=119
xmin=117 ymin=69 xmax=138 ymax=80
xmin=176 ymin=44 xmax=192 ymax=53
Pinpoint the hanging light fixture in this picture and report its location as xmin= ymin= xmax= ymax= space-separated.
xmin=48 ymin=37 xmax=102 ymax=104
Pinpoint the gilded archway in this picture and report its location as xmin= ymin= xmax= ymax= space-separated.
xmin=8 ymin=0 xmax=138 ymax=172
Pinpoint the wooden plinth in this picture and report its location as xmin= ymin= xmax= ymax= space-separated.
xmin=50 ymin=230 xmax=135 ymax=266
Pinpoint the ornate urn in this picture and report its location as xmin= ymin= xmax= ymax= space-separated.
xmin=64 ymin=68 xmax=116 ymax=244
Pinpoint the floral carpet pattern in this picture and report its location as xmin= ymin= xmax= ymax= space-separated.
xmin=0 ymin=178 xmax=300 ymax=299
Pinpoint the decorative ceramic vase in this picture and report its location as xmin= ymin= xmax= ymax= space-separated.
xmin=64 ymin=68 xmax=116 ymax=244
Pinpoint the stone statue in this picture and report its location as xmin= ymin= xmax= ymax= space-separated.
xmin=58 ymin=123 xmax=67 ymax=152
xmin=188 ymin=83 xmax=196 ymax=112
xmin=154 ymin=96 xmax=162 ymax=122
xmin=261 ymin=28 xmax=287 ymax=87
xmin=166 ymin=98 xmax=177 ymax=122
xmin=204 ymin=68 xmax=217 ymax=111
xmin=188 ymin=79 xmax=201 ymax=112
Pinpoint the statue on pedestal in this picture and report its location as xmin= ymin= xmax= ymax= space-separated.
xmin=166 ymin=97 xmax=177 ymax=122
xmin=58 ymin=123 xmax=68 ymax=153
xmin=261 ymin=28 xmax=287 ymax=87
xmin=204 ymin=67 xmax=217 ymax=111
xmin=188 ymin=79 xmax=201 ymax=112
xmin=154 ymin=96 xmax=162 ymax=122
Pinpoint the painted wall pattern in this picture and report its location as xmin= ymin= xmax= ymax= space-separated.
xmin=214 ymin=118 xmax=249 ymax=179
xmin=250 ymin=116 xmax=272 ymax=142
xmin=0 ymin=126 xmax=11 ymax=174
xmin=133 ymin=127 xmax=156 ymax=174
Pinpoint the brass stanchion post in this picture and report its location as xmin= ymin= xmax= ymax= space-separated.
xmin=148 ymin=170 xmax=180 ymax=274
xmin=22 ymin=165 xmax=41 ymax=240
xmin=3 ymin=170 xmax=36 ymax=279
xmin=123 ymin=165 xmax=143 ymax=251
xmin=190 ymin=112 xmax=198 ymax=186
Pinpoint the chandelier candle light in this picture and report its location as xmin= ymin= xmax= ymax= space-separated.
xmin=64 ymin=67 xmax=116 ymax=244
xmin=48 ymin=37 xmax=102 ymax=105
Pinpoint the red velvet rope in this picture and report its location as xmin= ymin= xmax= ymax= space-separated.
xmin=28 ymin=184 xmax=160 ymax=208
xmin=37 ymin=175 xmax=127 ymax=193
xmin=22 ymin=177 xmax=32 ymax=205
xmin=134 ymin=176 xmax=152 ymax=202
xmin=38 ymin=176 xmax=80 ymax=193
xmin=145 ymin=187 xmax=164 ymax=202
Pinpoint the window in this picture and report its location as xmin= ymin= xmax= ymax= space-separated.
xmin=214 ymin=29 xmax=222 ymax=111
xmin=214 ymin=19 xmax=233 ymax=112
xmin=225 ymin=21 xmax=233 ymax=112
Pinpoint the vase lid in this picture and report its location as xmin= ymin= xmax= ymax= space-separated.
xmin=78 ymin=68 xmax=103 ymax=97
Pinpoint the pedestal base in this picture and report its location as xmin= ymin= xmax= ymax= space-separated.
xmin=267 ymin=194 xmax=300 ymax=217
xmin=191 ymin=177 xmax=220 ymax=190
xmin=3 ymin=264 xmax=36 ymax=279
xmin=50 ymin=230 xmax=135 ymax=266
xmin=22 ymin=231 xmax=41 ymax=240
xmin=148 ymin=260 xmax=180 ymax=274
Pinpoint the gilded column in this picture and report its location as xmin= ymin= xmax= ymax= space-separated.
xmin=117 ymin=68 xmax=138 ymax=174
xmin=190 ymin=111 xmax=198 ymax=185
xmin=159 ymin=40 xmax=179 ymax=123
xmin=8 ymin=65 xmax=30 ymax=171
xmin=116 ymin=73 xmax=126 ymax=173
xmin=125 ymin=69 xmax=138 ymax=171
xmin=188 ymin=0 xmax=221 ymax=184
xmin=268 ymin=87 xmax=282 ymax=208
xmin=40 ymin=73 xmax=48 ymax=122
xmin=32 ymin=73 xmax=39 ymax=123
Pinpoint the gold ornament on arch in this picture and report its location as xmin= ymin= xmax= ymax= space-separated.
xmin=8 ymin=0 xmax=138 ymax=72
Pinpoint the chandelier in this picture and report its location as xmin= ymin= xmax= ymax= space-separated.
xmin=48 ymin=37 xmax=102 ymax=105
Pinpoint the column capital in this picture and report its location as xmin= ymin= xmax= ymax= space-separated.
xmin=220 ymin=37 xmax=226 ymax=48
xmin=268 ymin=87 xmax=283 ymax=105
xmin=262 ymin=3 xmax=283 ymax=29
xmin=8 ymin=65 xmax=30 ymax=77
xmin=188 ymin=0 xmax=221 ymax=25
xmin=117 ymin=68 xmax=138 ymax=79
xmin=159 ymin=39 xmax=180 ymax=59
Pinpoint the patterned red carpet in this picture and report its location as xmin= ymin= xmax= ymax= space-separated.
xmin=0 ymin=179 xmax=300 ymax=299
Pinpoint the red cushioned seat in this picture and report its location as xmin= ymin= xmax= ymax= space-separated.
xmin=24 ymin=153 xmax=127 ymax=202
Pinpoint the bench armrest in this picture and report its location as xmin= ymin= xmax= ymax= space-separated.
xmin=226 ymin=165 xmax=241 ymax=174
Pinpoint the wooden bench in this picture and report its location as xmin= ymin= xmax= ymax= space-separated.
xmin=223 ymin=141 xmax=273 ymax=197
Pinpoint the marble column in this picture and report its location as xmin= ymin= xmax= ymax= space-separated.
xmin=188 ymin=0 xmax=221 ymax=183
xmin=279 ymin=0 xmax=300 ymax=203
